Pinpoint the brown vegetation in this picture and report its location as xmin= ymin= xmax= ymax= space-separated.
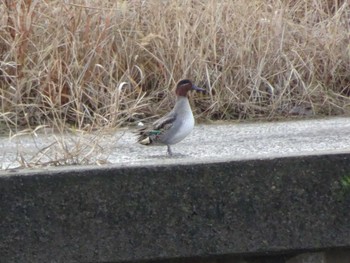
xmin=1 ymin=0 xmax=349 ymax=133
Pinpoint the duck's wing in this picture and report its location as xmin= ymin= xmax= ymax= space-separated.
xmin=137 ymin=112 xmax=177 ymax=145
xmin=153 ymin=111 xmax=176 ymax=130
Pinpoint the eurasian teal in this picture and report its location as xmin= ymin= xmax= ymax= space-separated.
xmin=137 ymin=79 xmax=205 ymax=156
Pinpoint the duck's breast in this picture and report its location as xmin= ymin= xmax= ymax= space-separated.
xmin=165 ymin=109 xmax=194 ymax=145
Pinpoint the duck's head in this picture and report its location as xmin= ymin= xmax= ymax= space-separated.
xmin=175 ymin=79 xmax=205 ymax=97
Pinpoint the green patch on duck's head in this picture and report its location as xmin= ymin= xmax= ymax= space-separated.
xmin=176 ymin=79 xmax=206 ymax=97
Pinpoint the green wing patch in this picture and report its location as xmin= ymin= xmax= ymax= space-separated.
xmin=149 ymin=130 xmax=161 ymax=135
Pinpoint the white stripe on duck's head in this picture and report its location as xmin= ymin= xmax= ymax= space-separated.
xmin=175 ymin=79 xmax=205 ymax=97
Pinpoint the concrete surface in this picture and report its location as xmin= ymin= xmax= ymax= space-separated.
xmin=286 ymin=250 xmax=350 ymax=263
xmin=1 ymin=117 xmax=350 ymax=169
xmin=1 ymin=154 xmax=350 ymax=262
xmin=1 ymin=117 xmax=350 ymax=262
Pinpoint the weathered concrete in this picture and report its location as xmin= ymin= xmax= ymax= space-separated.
xmin=1 ymin=152 xmax=350 ymax=262
xmin=1 ymin=117 xmax=350 ymax=262
xmin=286 ymin=250 xmax=350 ymax=263
xmin=2 ymin=117 xmax=350 ymax=168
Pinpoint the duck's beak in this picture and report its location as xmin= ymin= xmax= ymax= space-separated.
xmin=191 ymin=84 xmax=206 ymax=92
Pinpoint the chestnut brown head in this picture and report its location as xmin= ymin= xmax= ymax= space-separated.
xmin=175 ymin=79 xmax=205 ymax=97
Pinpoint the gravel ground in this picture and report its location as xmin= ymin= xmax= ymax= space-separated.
xmin=1 ymin=117 xmax=350 ymax=169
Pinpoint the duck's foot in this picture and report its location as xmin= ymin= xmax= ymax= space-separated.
xmin=166 ymin=145 xmax=186 ymax=158
xmin=166 ymin=145 xmax=173 ymax=156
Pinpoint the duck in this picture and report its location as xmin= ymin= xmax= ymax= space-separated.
xmin=137 ymin=79 xmax=205 ymax=156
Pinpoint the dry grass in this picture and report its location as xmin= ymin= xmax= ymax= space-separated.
xmin=0 ymin=0 xmax=350 ymax=133
xmin=18 ymin=132 xmax=111 ymax=168
xmin=1 ymin=127 xmax=116 ymax=169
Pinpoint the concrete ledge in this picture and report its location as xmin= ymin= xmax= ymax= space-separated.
xmin=1 ymin=153 xmax=350 ymax=262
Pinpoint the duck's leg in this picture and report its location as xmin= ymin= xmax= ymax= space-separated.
xmin=167 ymin=145 xmax=173 ymax=156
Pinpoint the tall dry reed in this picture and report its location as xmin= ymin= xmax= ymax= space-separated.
xmin=0 ymin=0 xmax=349 ymax=132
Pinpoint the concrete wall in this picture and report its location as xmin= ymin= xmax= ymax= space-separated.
xmin=1 ymin=153 xmax=350 ymax=262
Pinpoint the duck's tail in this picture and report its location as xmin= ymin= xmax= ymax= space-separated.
xmin=135 ymin=127 xmax=161 ymax=145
